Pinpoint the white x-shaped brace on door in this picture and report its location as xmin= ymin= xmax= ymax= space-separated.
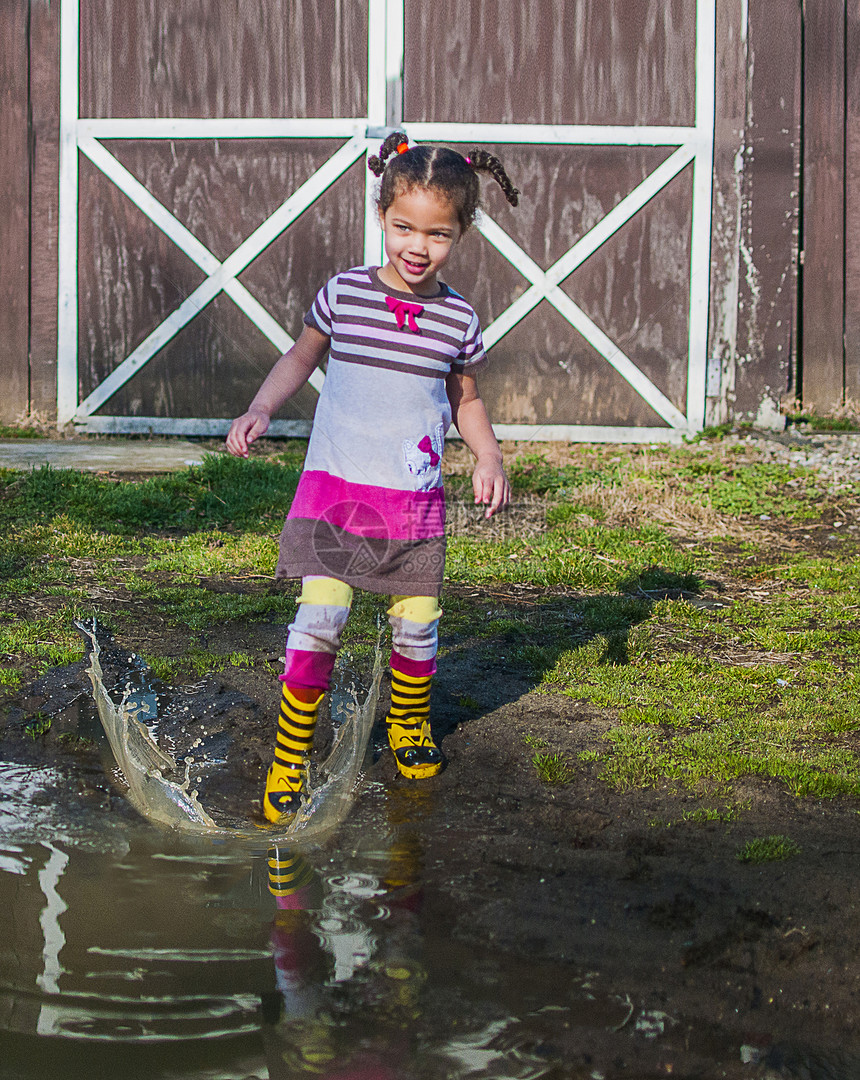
xmin=73 ymin=133 xmax=695 ymax=430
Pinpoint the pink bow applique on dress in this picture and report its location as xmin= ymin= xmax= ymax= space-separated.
xmin=386 ymin=295 xmax=423 ymax=334
xmin=417 ymin=435 xmax=440 ymax=466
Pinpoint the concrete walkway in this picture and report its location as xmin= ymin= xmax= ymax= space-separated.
xmin=0 ymin=439 xmax=207 ymax=473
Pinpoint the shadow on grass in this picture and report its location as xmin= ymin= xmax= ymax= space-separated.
xmin=435 ymin=566 xmax=703 ymax=738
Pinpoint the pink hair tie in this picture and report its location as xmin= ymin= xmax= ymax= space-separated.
xmin=465 ymin=156 xmax=472 ymax=165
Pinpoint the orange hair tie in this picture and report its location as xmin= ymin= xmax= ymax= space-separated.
xmin=396 ymin=141 xmax=409 ymax=154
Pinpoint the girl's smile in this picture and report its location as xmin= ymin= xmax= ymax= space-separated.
xmin=377 ymin=187 xmax=462 ymax=295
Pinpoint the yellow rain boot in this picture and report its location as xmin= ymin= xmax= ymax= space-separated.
xmin=385 ymin=669 xmax=442 ymax=779
xmin=263 ymin=685 xmax=323 ymax=824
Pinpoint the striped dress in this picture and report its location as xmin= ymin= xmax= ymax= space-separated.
xmin=275 ymin=266 xmax=487 ymax=596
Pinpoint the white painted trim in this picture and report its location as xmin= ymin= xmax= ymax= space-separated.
xmin=385 ymin=0 xmax=405 ymax=128
xmin=76 ymin=138 xmax=364 ymax=415
xmin=489 ymin=425 xmax=684 ymax=444
xmin=57 ymin=0 xmax=80 ymax=425
xmin=406 ymin=123 xmax=696 ymax=146
xmin=59 ymin=3 xmax=716 ymax=440
xmin=79 ymin=118 xmax=368 ymax=140
xmin=364 ymin=160 xmax=385 ymax=266
xmin=686 ymin=0 xmax=717 ymax=429
xmin=538 ymin=146 xmax=696 ymax=286
xmin=364 ymin=0 xmax=388 ymax=265
xmin=367 ymin=0 xmax=387 ymax=126
xmin=78 ymin=118 xmax=696 ymax=147
xmin=75 ymin=416 xmax=313 ymax=437
xmin=480 ymin=145 xmax=695 ymax=347
xmin=74 ymin=415 xmax=678 ymax=443
xmin=79 ymin=137 xmax=220 ymax=273
xmin=543 ymin=291 xmax=689 ymax=428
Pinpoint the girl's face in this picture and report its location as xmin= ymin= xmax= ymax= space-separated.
xmin=378 ymin=186 xmax=462 ymax=295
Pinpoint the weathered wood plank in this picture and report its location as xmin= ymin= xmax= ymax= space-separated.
xmin=802 ymin=0 xmax=846 ymax=411
xmin=80 ymin=0 xmax=367 ymax=119
xmin=729 ymin=0 xmax=802 ymax=425
xmin=29 ymin=0 xmax=61 ymax=420
xmin=705 ymin=0 xmax=748 ymax=426
xmin=0 ymin=0 xmax=31 ymax=422
xmin=404 ymin=0 xmax=696 ymax=126
xmin=845 ymin=0 xmax=860 ymax=404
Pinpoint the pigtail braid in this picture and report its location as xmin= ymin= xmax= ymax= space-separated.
xmin=467 ymin=149 xmax=520 ymax=206
xmin=368 ymin=131 xmax=409 ymax=177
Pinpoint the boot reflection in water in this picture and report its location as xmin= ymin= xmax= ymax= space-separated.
xmin=263 ymin=811 xmax=428 ymax=1079
xmin=367 ymin=789 xmax=430 ymax=1026
xmin=264 ymin=846 xmax=337 ymax=1076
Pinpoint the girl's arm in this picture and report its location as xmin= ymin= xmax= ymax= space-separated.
xmin=226 ymin=325 xmax=330 ymax=457
xmin=446 ymin=371 xmax=510 ymax=518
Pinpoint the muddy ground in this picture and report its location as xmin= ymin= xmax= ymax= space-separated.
xmin=2 ymin=575 xmax=859 ymax=1080
xmin=3 ymin=431 xmax=860 ymax=1078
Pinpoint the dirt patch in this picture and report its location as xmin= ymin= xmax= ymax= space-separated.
xmin=2 ymin=596 xmax=859 ymax=1077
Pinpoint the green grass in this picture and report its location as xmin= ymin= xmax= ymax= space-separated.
xmin=522 ymin=733 xmax=574 ymax=784
xmin=57 ymin=732 xmax=96 ymax=752
xmin=143 ymin=647 xmax=261 ymax=682
xmin=0 ymin=453 xmax=302 ymax=535
xmin=531 ymin=751 xmax=574 ymax=785
xmin=1 ymin=440 xmax=859 ymax=818
xmin=683 ymin=806 xmax=737 ymax=824
xmin=736 ymin=835 xmax=801 ymax=863
xmin=0 ymin=423 xmax=47 ymax=439
xmin=677 ymin=461 xmax=819 ymax=519
xmin=447 ymin=523 xmax=699 ymax=590
xmin=787 ymin=410 xmax=860 ymax=432
xmin=24 ymin=714 xmax=52 ymax=739
xmin=0 ymin=610 xmax=87 ymax=671
xmin=507 ymin=452 xmax=617 ymax=495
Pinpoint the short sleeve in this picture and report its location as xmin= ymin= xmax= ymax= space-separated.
xmin=303 ymin=276 xmax=336 ymax=336
xmin=451 ymin=309 xmax=488 ymax=374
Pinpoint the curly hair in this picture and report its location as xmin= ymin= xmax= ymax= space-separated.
xmin=368 ymin=132 xmax=519 ymax=232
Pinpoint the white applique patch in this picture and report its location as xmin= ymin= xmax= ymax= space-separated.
xmin=403 ymin=423 xmax=444 ymax=491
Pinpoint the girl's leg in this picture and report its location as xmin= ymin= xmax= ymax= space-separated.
xmin=264 ymin=576 xmax=353 ymax=823
xmin=386 ymin=595 xmax=443 ymax=779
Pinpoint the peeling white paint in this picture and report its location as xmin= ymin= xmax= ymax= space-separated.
xmin=755 ymin=394 xmax=783 ymax=430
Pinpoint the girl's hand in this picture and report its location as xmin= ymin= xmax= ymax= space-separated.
xmin=226 ymin=407 xmax=271 ymax=457
xmin=473 ymin=455 xmax=510 ymax=519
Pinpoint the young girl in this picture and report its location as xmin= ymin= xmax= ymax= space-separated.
xmin=226 ymin=133 xmax=519 ymax=824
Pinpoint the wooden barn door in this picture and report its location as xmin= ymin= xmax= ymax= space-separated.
xmin=59 ymin=0 xmax=716 ymax=441
xmin=803 ymin=0 xmax=860 ymax=411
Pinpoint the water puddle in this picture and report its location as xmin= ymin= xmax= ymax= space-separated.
xmin=0 ymin=778 xmax=646 ymax=1080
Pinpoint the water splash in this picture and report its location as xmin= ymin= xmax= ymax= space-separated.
xmin=79 ymin=621 xmax=382 ymax=843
